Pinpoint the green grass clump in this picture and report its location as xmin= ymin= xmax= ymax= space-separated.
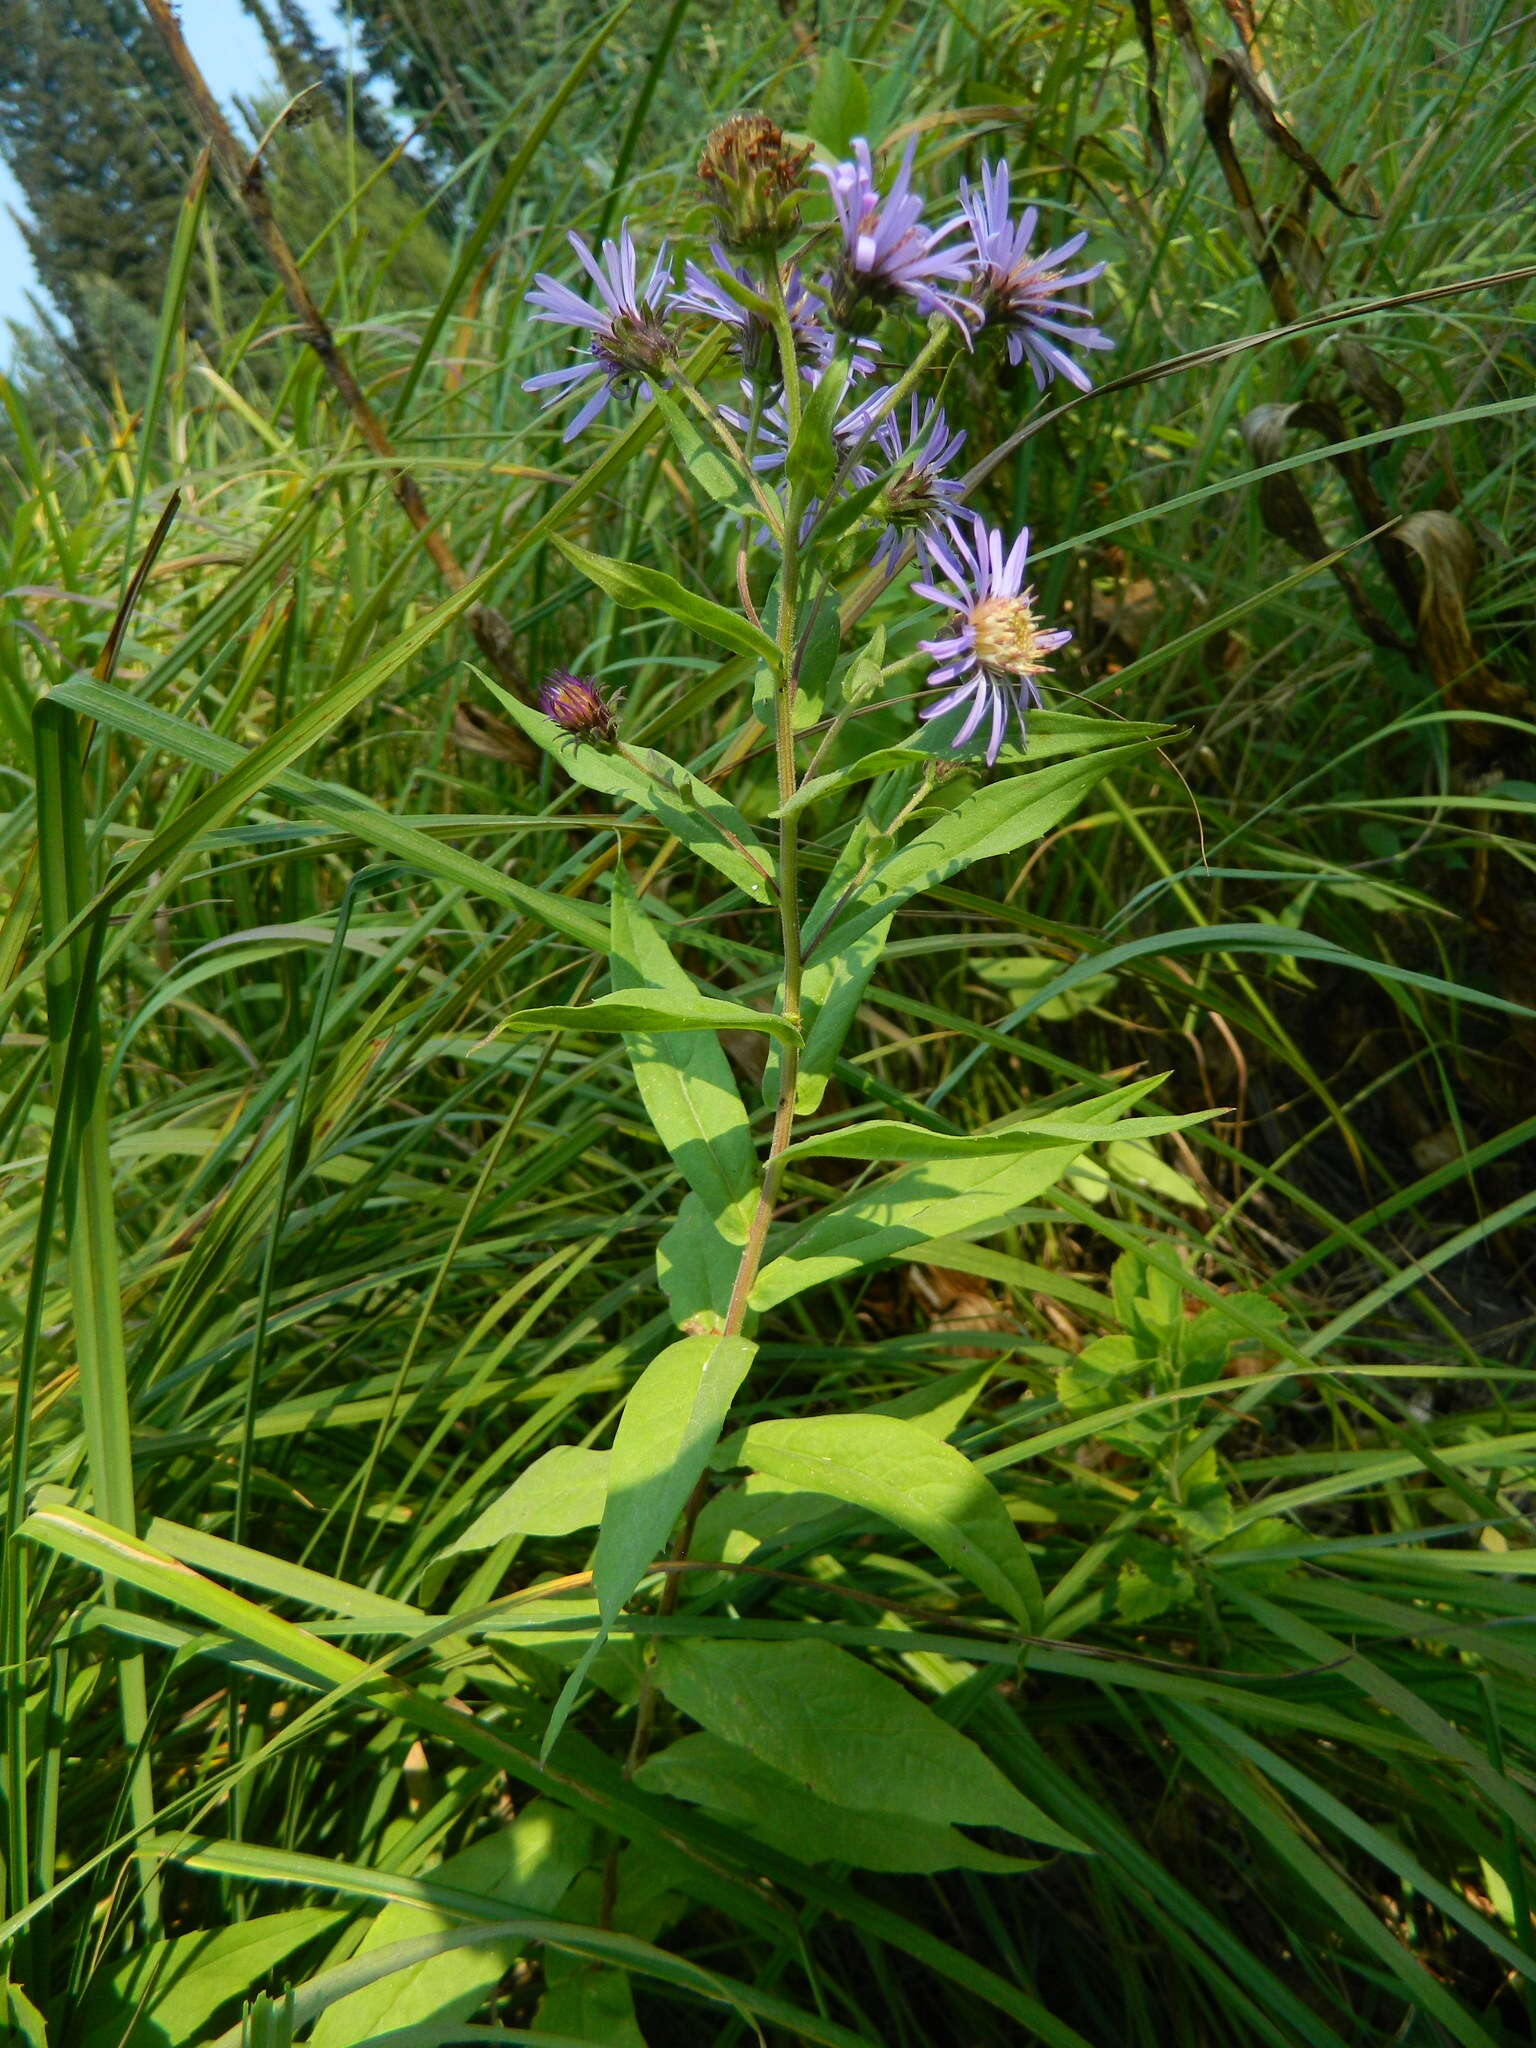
xmin=2 ymin=2 xmax=1534 ymax=2044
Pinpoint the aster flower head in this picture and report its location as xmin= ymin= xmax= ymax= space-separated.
xmin=842 ymin=390 xmax=967 ymax=571
xmin=959 ymin=160 xmax=1112 ymax=393
xmin=523 ymin=223 xmax=676 ymax=441
xmin=538 ymin=669 xmax=619 ymax=744
xmin=817 ymin=137 xmax=977 ymax=336
xmin=672 ymin=254 xmax=828 ymax=376
xmin=914 ymin=512 xmax=1072 ymax=764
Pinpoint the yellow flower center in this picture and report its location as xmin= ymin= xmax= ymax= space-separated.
xmin=970 ymin=595 xmax=1047 ymax=676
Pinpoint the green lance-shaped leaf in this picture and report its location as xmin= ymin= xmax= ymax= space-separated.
xmin=502 ymin=986 xmax=801 ymax=1048
xmin=552 ymin=532 xmax=780 ymax=666
xmin=763 ymin=812 xmax=893 ymax=1117
xmin=76 ymin=1909 xmax=347 ymax=2048
xmin=611 ymin=868 xmax=759 ymax=1245
xmin=789 ymin=355 xmax=851 ymax=497
xmin=654 ymin=389 xmax=757 ymax=514
xmin=777 ymin=711 xmax=1168 ymax=821
xmin=821 ymin=741 xmax=1152 ymax=957
xmin=485 ymin=683 xmax=773 ymax=905
xmin=654 ymin=1637 xmax=1084 ymax=1850
xmin=54 ymin=677 xmax=610 ymax=952
xmin=751 ymin=1080 xmax=1157 ymax=1311
xmin=542 ymin=1333 xmax=756 ymax=1753
xmin=311 ymin=1803 xmax=590 ymax=2048
xmin=441 ymin=1446 xmax=611 ymax=1556
xmin=657 ymin=1189 xmax=743 ymax=1335
xmin=593 ymin=1334 xmax=757 ymax=1628
xmin=737 ymin=1412 xmax=1043 ymax=1629
xmin=783 ymin=1096 xmax=1217 ymax=1164
xmin=636 ymin=1732 xmax=1038 ymax=1874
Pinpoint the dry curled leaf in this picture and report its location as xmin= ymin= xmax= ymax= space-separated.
xmin=1395 ymin=512 xmax=1527 ymax=733
xmin=1208 ymin=48 xmax=1378 ymax=220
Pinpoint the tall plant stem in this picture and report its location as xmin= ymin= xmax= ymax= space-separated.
xmin=614 ymin=265 xmax=811 ymax=1829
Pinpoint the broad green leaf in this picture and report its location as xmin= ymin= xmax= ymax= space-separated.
xmin=77 ymin=1910 xmax=345 ymax=2048
xmin=610 ymin=869 xmax=759 ymax=1244
xmin=1117 ymin=1543 xmax=1197 ymax=1624
xmin=807 ymin=48 xmax=869 ymax=154
xmin=738 ymin=1412 xmax=1043 ymax=1628
xmin=443 ymin=1447 xmax=611 ymax=1555
xmin=552 ymin=533 xmax=779 ymax=665
xmin=593 ymin=1334 xmax=757 ymax=1628
xmin=311 ymin=1804 xmax=590 ymax=2048
xmin=789 ymin=356 xmax=851 ymax=497
xmin=636 ymin=1732 xmax=1038 ymax=1874
xmin=783 ymin=1101 xmax=1214 ymax=1164
xmin=503 ymin=987 xmax=801 ymax=1049
xmin=752 ymin=1083 xmax=1155 ymax=1310
xmin=3 ymin=1987 xmax=47 ymax=2048
xmin=485 ymin=685 xmax=773 ymax=904
xmin=654 ymin=1638 xmax=1083 ymax=1849
xmin=654 ymin=388 xmax=756 ymax=513
xmin=689 ymin=1472 xmax=847 ymax=1568
xmin=656 ymin=1190 xmax=741 ymax=1335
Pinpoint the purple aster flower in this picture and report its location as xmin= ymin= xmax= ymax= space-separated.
xmin=717 ymin=379 xmax=796 ymax=474
xmin=817 ymin=137 xmax=978 ymax=335
xmin=672 ymin=252 xmax=822 ymax=371
xmin=523 ymin=223 xmax=676 ymax=441
xmin=842 ymin=390 xmax=966 ymax=570
xmin=958 ymin=161 xmax=1112 ymax=392
xmin=538 ymin=668 xmax=619 ymax=743
xmin=913 ymin=512 xmax=1073 ymax=764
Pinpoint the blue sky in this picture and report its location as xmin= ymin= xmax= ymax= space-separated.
xmin=0 ymin=0 xmax=353 ymax=354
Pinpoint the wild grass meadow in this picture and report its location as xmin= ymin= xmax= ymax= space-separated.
xmin=2 ymin=1 xmax=1535 ymax=2042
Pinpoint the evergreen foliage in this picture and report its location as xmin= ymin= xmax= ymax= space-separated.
xmin=0 ymin=0 xmax=207 ymax=385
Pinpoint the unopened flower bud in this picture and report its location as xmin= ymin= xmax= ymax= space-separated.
xmin=698 ymin=113 xmax=811 ymax=252
xmin=538 ymin=669 xmax=619 ymax=744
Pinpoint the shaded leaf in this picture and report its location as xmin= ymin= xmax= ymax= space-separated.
xmin=656 ymin=1190 xmax=741 ymax=1335
xmin=654 ymin=1637 xmax=1084 ymax=1849
xmin=310 ymin=1806 xmax=590 ymax=2048
xmin=78 ymin=1910 xmax=346 ymax=2048
xmin=637 ymin=1732 xmax=1039 ymax=1874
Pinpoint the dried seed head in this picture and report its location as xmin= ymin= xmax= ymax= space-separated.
xmin=698 ymin=113 xmax=811 ymax=251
